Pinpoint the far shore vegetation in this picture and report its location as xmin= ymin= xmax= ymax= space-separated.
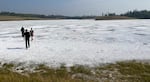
xmin=1 ymin=10 xmax=150 ymax=21
xmin=0 ymin=60 xmax=150 ymax=82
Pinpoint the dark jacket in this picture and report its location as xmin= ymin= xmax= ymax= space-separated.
xmin=24 ymin=32 xmax=30 ymax=39
xmin=21 ymin=27 xmax=24 ymax=32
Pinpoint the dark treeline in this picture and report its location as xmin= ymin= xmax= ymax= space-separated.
xmin=121 ymin=10 xmax=150 ymax=19
xmin=1 ymin=10 xmax=150 ymax=19
xmin=100 ymin=10 xmax=150 ymax=19
xmin=0 ymin=12 xmax=66 ymax=19
xmin=0 ymin=11 xmax=95 ymax=19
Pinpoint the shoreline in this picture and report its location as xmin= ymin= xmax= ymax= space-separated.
xmin=0 ymin=18 xmax=143 ymax=21
xmin=0 ymin=15 xmax=139 ymax=21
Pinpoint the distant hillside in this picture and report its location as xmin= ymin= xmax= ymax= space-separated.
xmin=95 ymin=16 xmax=135 ymax=20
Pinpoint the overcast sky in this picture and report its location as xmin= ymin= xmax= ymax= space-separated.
xmin=0 ymin=0 xmax=150 ymax=16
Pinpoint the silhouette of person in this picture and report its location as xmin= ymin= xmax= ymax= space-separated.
xmin=20 ymin=27 xmax=24 ymax=37
xmin=30 ymin=28 xmax=34 ymax=41
xmin=24 ymin=29 xmax=30 ymax=49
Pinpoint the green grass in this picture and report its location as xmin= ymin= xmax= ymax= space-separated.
xmin=0 ymin=61 xmax=150 ymax=82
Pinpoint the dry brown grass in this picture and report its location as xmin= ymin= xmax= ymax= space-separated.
xmin=0 ymin=61 xmax=150 ymax=82
xmin=0 ymin=15 xmax=44 ymax=21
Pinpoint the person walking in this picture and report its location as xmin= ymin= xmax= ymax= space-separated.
xmin=20 ymin=27 xmax=24 ymax=37
xmin=30 ymin=28 xmax=34 ymax=41
xmin=24 ymin=29 xmax=30 ymax=49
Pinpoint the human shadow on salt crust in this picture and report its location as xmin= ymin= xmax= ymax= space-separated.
xmin=7 ymin=47 xmax=24 ymax=50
